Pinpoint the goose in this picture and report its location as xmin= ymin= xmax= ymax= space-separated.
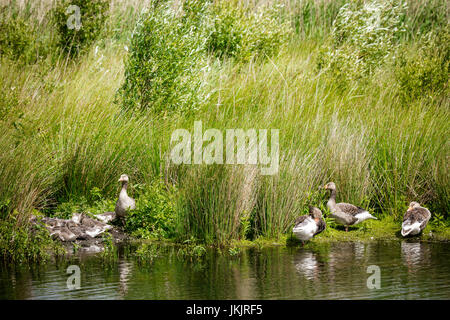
xmin=293 ymin=206 xmax=326 ymax=244
xmin=81 ymin=214 xmax=112 ymax=238
xmin=115 ymin=174 xmax=136 ymax=223
xmin=401 ymin=202 xmax=431 ymax=237
xmin=323 ymin=182 xmax=377 ymax=232
xmin=49 ymin=225 xmax=77 ymax=242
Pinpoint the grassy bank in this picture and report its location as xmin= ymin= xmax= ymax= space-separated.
xmin=0 ymin=0 xmax=448 ymax=261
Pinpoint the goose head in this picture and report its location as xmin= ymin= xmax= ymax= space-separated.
xmin=118 ymin=174 xmax=129 ymax=184
xmin=407 ymin=201 xmax=420 ymax=211
xmin=309 ymin=206 xmax=323 ymax=221
xmin=323 ymin=182 xmax=336 ymax=191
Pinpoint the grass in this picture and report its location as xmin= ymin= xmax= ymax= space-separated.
xmin=0 ymin=0 xmax=448 ymax=261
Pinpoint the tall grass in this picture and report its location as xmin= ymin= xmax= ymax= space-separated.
xmin=0 ymin=0 xmax=448 ymax=248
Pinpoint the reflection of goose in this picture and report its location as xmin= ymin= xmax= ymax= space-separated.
xmin=401 ymin=242 xmax=431 ymax=272
xmin=118 ymin=259 xmax=133 ymax=297
xmin=293 ymin=207 xmax=326 ymax=244
xmin=401 ymin=202 xmax=431 ymax=237
xmin=323 ymin=182 xmax=377 ymax=232
xmin=294 ymin=250 xmax=320 ymax=280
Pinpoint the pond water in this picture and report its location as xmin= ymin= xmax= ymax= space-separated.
xmin=1 ymin=241 xmax=449 ymax=300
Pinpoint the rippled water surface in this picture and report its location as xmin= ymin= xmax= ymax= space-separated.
xmin=1 ymin=241 xmax=449 ymax=299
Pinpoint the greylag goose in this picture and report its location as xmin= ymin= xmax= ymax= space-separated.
xmin=293 ymin=206 xmax=326 ymax=244
xmin=401 ymin=202 xmax=431 ymax=237
xmin=115 ymin=174 xmax=136 ymax=223
xmin=323 ymin=182 xmax=377 ymax=232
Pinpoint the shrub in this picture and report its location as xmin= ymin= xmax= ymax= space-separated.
xmin=120 ymin=0 xmax=292 ymax=113
xmin=119 ymin=0 xmax=209 ymax=114
xmin=0 ymin=211 xmax=62 ymax=262
xmin=0 ymin=13 xmax=35 ymax=63
xmin=206 ymin=1 xmax=292 ymax=62
xmin=317 ymin=0 xmax=407 ymax=82
xmin=395 ymin=28 xmax=449 ymax=101
xmin=52 ymin=0 xmax=109 ymax=56
xmin=125 ymin=181 xmax=177 ymax=239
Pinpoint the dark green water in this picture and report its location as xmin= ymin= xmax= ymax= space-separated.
xmin=1 ymin=241 xmax=449 ymax=300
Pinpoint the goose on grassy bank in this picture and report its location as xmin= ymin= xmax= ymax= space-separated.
xmin=401 ymin=202 xmax=431 ymax=237
xmin=293 ymin=206 xmax=326 ymax=244
xmin=323 ymin=182 xmax=377 ymax=232
xmin=115 ymin=174 xmax=136 ymax=223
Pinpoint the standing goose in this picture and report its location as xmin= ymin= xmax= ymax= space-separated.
xmin=401 ymin=202 xmax=431 ymax=237
xmin=115 ymin=174 xmax=136 ymax=224
xmin=293 ymin=206 xmax=326 ymax=244
xmin=323 ymin=182 xmax=377 ymax=232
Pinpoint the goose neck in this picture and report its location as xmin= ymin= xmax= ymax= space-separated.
xmin=327 ymin=189 xmax=337 ymax=209
xmin=120 ymin=182 xmax=129 ymax=197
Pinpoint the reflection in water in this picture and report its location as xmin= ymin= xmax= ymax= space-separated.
xmin=401 ymin=242 xmax=431 ymax=273
xmin=294 ymin=250 xmax=320 ymax=280
xmin=0 ymin=241 xmax=449 ymax=300
xmin=118 ymin=259 xmax=133 ymax=297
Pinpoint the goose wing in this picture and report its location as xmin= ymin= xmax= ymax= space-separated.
xmin=404 ymin=207 xmax=431 ymax=230
xmin=314 ymin=218 xmax=326 ymax=236
xmin=336 ymin=202 xmax=367 ymax=216
xmin=294 ymin=215 xmax=308 ymax=227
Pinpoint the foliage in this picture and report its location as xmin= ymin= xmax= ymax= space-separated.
xmin=101 ymin=231 xmax=117 ymax=260
xmin=120 ymin=0 xmax=292 ymax=113
xmin=119 ymin=0 xmax=209 ymax=114
xmin=125 ymin=181 xmax=177 ymax=240
xmin=404 ymin=0 xmax=448 ymax=40
xmin=52 ymin=188 xmax=115 ymax=220
xmin=206 ymin=1 xmax=292 ymax=61
xmin=0 ymin=0 xmax=448 ymax=252
xmin=0 ymin=13 xmax=35 ymax=63
xmin=0 ymin=211 xmax=63 ymax=263
xmin=290 ymin=0 xmax=347 ymax=38
xmin=395 ymin=28 xmax=449 ymax=102
xmin=318 ymin=0 xmax=407 ymax=82
xmin=52 ymin=0 xmax=109 ymax=56
xmin=177 ymin=237 xmax=207 ymax=259
xmin=134 ymin=242 xmax=159 ymax=263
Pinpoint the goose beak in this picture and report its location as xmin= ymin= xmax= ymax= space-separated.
xmin=323 ymin=185 xmax=327 ymax=189
xmin=407 ymin=206 xmax=412 ymax=211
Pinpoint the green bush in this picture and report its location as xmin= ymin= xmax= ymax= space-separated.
xmin=0 ymin=211 xmax=61 ymax=263
xmin=0 ymin=13 xmax=35 ymax=63
xmin=120 ymin=0 xmax=292 ymax=113
xmin=318 ymin=0 xmax=407 ymax=82
xmin=125 ymin=181 xmax=177 ymax=239
xmin=395 ymin=28 xmax=449 ymax=101
xmin=206 ymin=1 xmax=291 ymax=61
xmin=119 ymin=0 xmax=209 ymax=113
xmin=52 ymin=0 xmax=109 ymax=56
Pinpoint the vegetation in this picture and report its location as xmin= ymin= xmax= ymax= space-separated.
xmin=52 ymin=0 xmax=110 ymax=56
xmin=0 ymin=0 xmax=448 ymax=260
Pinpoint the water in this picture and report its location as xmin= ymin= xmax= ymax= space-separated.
xmin=1 ymin=241 xmax=449 ymax=300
